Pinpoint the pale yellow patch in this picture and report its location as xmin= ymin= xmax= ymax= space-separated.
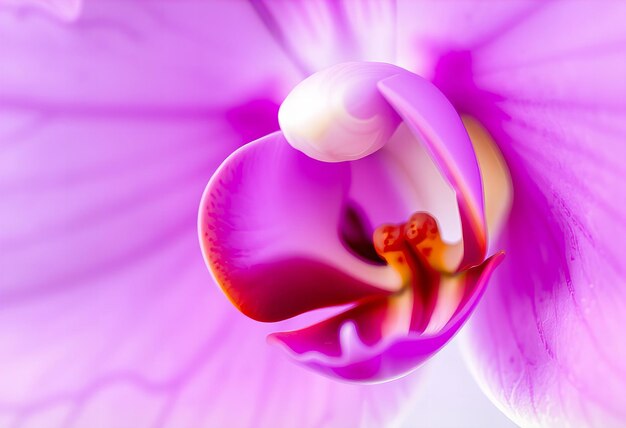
xmin=462 ymin=116 xmax=513 ymax=245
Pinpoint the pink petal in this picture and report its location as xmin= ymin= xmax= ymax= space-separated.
xmin=0 ymin=2 xmax=420 ymax=427
xmin=249 ymin=0 xmax=397 ymax=73
xmin=0 ymin=1 xmax=301 ymax=117
xmin=400 ymin=1 xmax=626 ymax=425
xmin=199 ymin=132 xmax=396 ymax=322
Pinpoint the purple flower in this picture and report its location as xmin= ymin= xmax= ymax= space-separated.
xmin=199 ymin=61 xmax=508 ymax=383
xmin=1 ymin=1 xmax=625 ymax=427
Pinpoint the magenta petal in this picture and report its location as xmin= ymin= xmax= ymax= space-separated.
xmin=464 ymin=167 xmax=626 ymax=426
xmin=271 ymin=297 xmax=392 ymax=359
xmin=0 ymin=1 xmax=300 ymax=116
xmin=271 ymin=253 xmax=503 ymax=382
xmin=250 ymin=0 xmax=397 ymax=73
xmin=378 ymin=73 xmax=487 ymax=269
xmin=421 ymin=2 xmax=626 ymax=426
xmin=200 ymin=132 xmax=397 ymax=322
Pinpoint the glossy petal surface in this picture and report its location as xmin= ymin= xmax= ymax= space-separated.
xmin=271 ymin=253 xmax=503 ymax=382
xmin=199 ymin=132 xmax=398 ymax=322
xmin=379 ymin=74 xmax=487 ymax=269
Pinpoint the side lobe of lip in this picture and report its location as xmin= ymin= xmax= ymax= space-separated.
xmin=199 ymin=132 xmax=395 ymax=322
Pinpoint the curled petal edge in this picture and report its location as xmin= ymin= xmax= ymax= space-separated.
xmin=270 ymin=252 xmax=504 ymax=382
xmin=378 ymin=73 xmax=487 ymax=270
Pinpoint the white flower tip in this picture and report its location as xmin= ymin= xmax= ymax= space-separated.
xmin=278 ymin=62 xmax=403 ymax=163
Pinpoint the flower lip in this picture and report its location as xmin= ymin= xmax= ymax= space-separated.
xmin=269 ymin=252 xmax=505 ymax=382
xmin=199 ymin=132 xmax=402 ymax=323
xmin=200 ymin=61 xmax=510 ymax=381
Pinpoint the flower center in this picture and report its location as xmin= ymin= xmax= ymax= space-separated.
xmin=199 ymin=61 xmax=512 ymax=382
xmin=375 ymin=212 xmax=454 ymax=277
xmin=373 ymin=212 xmax=456 ymax=333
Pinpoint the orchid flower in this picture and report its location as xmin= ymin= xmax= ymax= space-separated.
xmin=1 ymin=1 xmax=625 ymax=428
